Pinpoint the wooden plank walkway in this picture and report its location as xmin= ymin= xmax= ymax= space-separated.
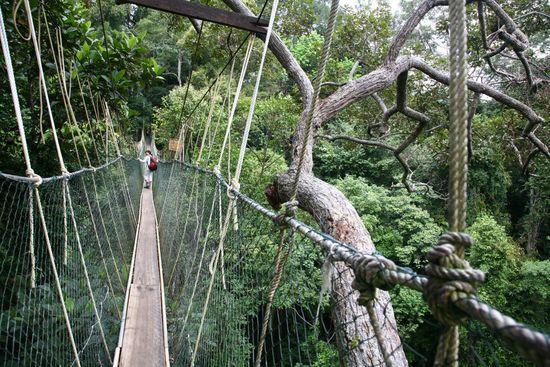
xmin=115 ymin=187 xmax=169 ymax=367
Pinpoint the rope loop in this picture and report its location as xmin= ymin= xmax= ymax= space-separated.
xmin=213 ymin=165 xmax=221 ymax=177
xmin=25 ymin=168 xmax=43 ymax=186
xmin=227 ymin=178 xmax=240 ymax=199
xmin=351 ymin=254 xmax=397 ymax=305
xmin=283 ymin=199 xmax=299 ymax=218
xmin=424 ymin=232 xmax=485 ymax=326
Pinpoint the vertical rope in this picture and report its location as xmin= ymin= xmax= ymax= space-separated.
xmin=254 ymin=229 xmax=291 ymax=367
xmin=434 ymin=1 xmax=469 ymax=366
xmin=190 ymin=3 xmax=280 ymax=365
xmin=217 ymin=36 xmax=255 ymax=169
xmin=233 ymin=0 xmax=279 ymax=183
xmin=1 ymin=6 xmax=37 ymax=288
xmin=290 ymin=0 xmax=340 ymax=200
xmin=23 ymin=0 xmax=68 ymax=174
xmin=28 ymin=186 xmax=36 ymax=288
xmin=448 ymin=0 xmax=469 ymax=234
xmin=65 ymin=181 xmax=113 ymax=364
xmin=0 ymin=6 xmax=32 ymax=173
xmin=255 ymin=1 xmax=340 ymax=365
xmin=62 ymin=180 xmax=68 ymax=265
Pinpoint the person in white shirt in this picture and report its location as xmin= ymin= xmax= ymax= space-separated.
xmin=138 ymin=149 xmax=154 ymax=188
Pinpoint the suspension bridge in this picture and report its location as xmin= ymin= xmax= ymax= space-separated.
xmin=1 ymin=0 xmax=549 ymax=366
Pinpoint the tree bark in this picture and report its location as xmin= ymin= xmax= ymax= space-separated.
xmin=276 ymin=173 xmax=407 ymax=366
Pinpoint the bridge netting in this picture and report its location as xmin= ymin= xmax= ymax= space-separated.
xmin=0 ymin=158 xmax=142 ymax=366
xmin=0 ymin=0 xmax=549 ymax=365
xmin=0 ymin=156 xmax=548 ymax=367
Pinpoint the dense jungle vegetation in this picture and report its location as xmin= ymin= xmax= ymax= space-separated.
xmin=0 ymin=0 xmax=548 ymax=365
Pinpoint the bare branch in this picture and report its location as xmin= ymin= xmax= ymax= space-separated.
xmin=318 ymin=134 xmax=419 ymax=192
xmin=523 ymin=149 xmax=540 ymax=175
xmin=526 ymin=132 xmax=550 ymax=159
xmin=372 ymin=93 xmax=388 ymax=114
xmin=321 ymin=81 xmax=347 ymax=88
xmin=385 ymin=0 xmax=449 ymax=64
xmin=409 ymin=57 xmax=544 ymax=129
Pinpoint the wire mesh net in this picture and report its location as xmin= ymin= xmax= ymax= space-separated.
xmin=0 ymin=157 xmax=547 ymax=366
xmin=154 ymin=161 xmax=548 ymax=367
xmin=0 ymin=158 xmax=141 ymax=367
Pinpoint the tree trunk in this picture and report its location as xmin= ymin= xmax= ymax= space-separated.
xmin=526 ymin=186 xmax=541 ymax=254
xmin=275 ymin=173 xmax=407 ymax=366
xmin=177 ymin=50 xmax=183 ymax=87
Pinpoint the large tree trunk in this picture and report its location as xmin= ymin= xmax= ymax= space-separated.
xmin=275 ymin=173 xmax=407 ymax=366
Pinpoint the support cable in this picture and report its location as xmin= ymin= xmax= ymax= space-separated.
xmin=254 ymin=1 xmax=342 ymax=366
xmin=190 ymin=2 xmax=280 ymax=365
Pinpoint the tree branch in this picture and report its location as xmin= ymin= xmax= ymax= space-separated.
xmin=318 ymin=133 xmax=419 ymax=192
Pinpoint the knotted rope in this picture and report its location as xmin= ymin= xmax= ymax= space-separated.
xmin=424 ymin=233 xmax=485 ymax=367
xmin=428 ymin=0 xmax=471 ymax=364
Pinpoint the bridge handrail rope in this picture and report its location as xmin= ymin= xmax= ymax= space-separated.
xmin=173 ymin=158 xmax=550 ymax=366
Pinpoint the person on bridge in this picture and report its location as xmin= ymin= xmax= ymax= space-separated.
xmin=138 ymin=149 xmax=156 ymax=189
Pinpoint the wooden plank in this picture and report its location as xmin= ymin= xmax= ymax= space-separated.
xmin=119 ymin=285 xmax=165 ymax=367
xmin=117 ymin=0 xmax=268 ymax=34
xmin=132 ymin=189 xmax=160 ymax=286
xmin=119 ymin=188 xmax=168 ymax=366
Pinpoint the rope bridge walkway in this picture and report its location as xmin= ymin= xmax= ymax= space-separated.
xmin=1 ymin=0 xmax=549 ymax=366
xmin=114 ymin=182 xmax=169 ymax=366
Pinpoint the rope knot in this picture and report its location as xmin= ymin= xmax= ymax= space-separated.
xmin=25 ymin=169 xmax=43 ymax=186
xmin=213 ymin=165 xmax=221 ymax=176
xmin=352 ymin=254 xmax=397 ymax=306
xmin=283 ymin=200 xmax=299 ymax=217
xmin=227 ymin=178 xmax=240 ymax=199
xmin=424 ymin=232 xmax=485 ymax=326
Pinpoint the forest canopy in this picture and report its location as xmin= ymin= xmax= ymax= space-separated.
xmin=0 ymin=0 xmax=548 ymax=366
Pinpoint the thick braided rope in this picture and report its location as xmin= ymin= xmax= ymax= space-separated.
xmin=290 ymin=0 xmax=340 ymax=200
xmin=448 ymin=0 xmax=469 ymax=233
xmin=437 ymin=0 xmax=470 ymax=364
